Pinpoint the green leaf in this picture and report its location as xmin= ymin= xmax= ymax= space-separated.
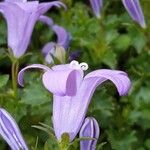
xmin=44 ymin=141 xmax=49 ymax=150
xmin=115 ymin=35 xmax=131 ymax=50
xmin=21 ymin=75 xmax=50 ymax=106
xmin=0 ymin=74 xmax=9 ymax=88
xmin=144 ymin=139 xmax=150 ymax=149
xmin=97 ymin=142 xmax=107 ymax=150
xmin=108 ymin=129 xmax=137 ymax=150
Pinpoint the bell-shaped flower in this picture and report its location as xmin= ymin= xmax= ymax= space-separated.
xmin=0 ymin=0 xmax=66 ymax=58
xmin=18 ymin=61 xmax=131 ymax=141
xmin=89 ymin=0 xmax=103 ymax=18
xmin=122 ymin=0 xmax=146 ymax=28
xmin=39 ymin=16 xmax=71 ymax=63
xmin=79 ymin=117 xmax=100 ymax=150
xmin=89 ymin=0 xmax=146 ymax=28
xmin=0 ymin=108 xmax=28 ymax=150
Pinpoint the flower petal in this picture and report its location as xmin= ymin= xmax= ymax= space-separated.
xmin=40 ymin=16 xmax=71 ymax=51
xmin=79 ymin=117 xmax=100 ymax=150
xmin=37 ymin=1 xmax=66 ymax=15
xmin=5 ymin=0 xmax=27 ymax=2
xmin=84 ymin=69 xmax=131 ymax=96
xmin=18 ymin=64 xmax=51 ymax=87
xmin=0 ymin=108 xmax=28 ymax=150
xmin=42 ymin=42 xmax=55 ymax=55
xmin=38 ymin=15 xmax=54 ymax=26
xmin=42 ymin=64 xmax=83 ymax=96
xmin=52 ymin=25 xmax=71 ymax=49
xmin=89 ymin=0 xmax=103 ymax=18
xmin=53 ymin=69 xmax=131 ymax=141
xmin=0 ymin=2 xmax=38 ymax=57
xmin=53 ymin=77 xmax=97 ymax=141
xmin=122 ymin=0 xmax=146 ymax=28
xmin=18 ymin=64 xmax=83 ymax=96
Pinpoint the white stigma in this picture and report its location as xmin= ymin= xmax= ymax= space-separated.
xmin=70 ymin=60 xmax=88 ymax=71
xmin=70 ymin=60 xmax=80 ymax=69
xmin=79 ymin=62 xmax=89 ymax=71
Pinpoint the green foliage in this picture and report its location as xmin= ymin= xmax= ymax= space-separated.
xmin=0 ymin=0 xmax=150 ymax=150
xmin=21 ymin=73 xmax=50 ymax=106
xmin=0 ymin=74 xmax=9 ymax=88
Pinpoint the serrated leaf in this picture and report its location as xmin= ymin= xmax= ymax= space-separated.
xmin=97 ymin=142 xmax=107 ymax=150
xmin=0 ymin=74 xmax=9 ymax=88
xmin=21 ymin=79 xmax=50 ymax=106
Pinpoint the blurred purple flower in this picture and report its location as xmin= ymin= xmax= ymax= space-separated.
xmin=79 ymin=117 xmax=100 ymax=150
xmin=39 ymin=15 xmax=54 ymax=27
xmin=39 ymin=16 xmax=71 ymax=63
xmin=89 ymin=0 xmax=146 ymax=28
xmin=0 ymin=0 xmax=66 ymax=58
xmin=18 ymin=61 xmax=131 ymax=141
xmin=41 ymin=24 xmax=71 ymax=54
xmin=0 ymin=108 xmax=28 ymax=150
xmin=89 ymin=0 xmax=103 ymax=18
xmin=122 ymin=0 xmax=146 ymax=28
xmin=44 ymin=44 xmax=66 ymax=64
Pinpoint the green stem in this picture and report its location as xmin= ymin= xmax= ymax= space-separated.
xmin=11 ymin=59 xmax=19 ymax=99
xmin=58 ymin=144 xmax=69 ymax=150
xmin=58 ymin=133 xmax=70 ymax=150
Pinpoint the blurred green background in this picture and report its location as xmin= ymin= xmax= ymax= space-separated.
xmin=0 ymin=0 xmax=150 ymax=149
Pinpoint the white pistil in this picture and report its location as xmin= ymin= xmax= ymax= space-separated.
xmin=79 ymin=62 xmax=88 ymax=71
xmin=70 ymin=60 xmax=88 ymax=71
xmin=70 ymin=60 xmax=80 ymax=70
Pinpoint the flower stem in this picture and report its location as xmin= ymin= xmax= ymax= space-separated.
xmin=11 ymin=59 xmax=19 ymax=99
xmin=58 ymin=143 xmax=69 ymax=150
xmin=58 ymin=133 xmax=70 ymax=150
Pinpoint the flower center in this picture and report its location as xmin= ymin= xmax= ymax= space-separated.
xmin=70 ymin=60 xmax=88 ymax=71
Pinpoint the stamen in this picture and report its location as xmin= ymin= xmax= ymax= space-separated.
xmin=70 ymin=60 xmax=89 ymax=71
xmin=69 ymin=60 xmax=80 ymax=69
xmin=79 ymin=62 xmax=88 ymax=71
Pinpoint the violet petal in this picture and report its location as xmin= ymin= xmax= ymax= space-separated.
xmin=122 ymin=0 xmax=146 ymax=28
xmin=79 ymin=117 xmax=100 ymax=150
xmin=0 ymin=108 xmax=28 ymax=150
xmin=89 ymin=0 xmax=103 ymax=18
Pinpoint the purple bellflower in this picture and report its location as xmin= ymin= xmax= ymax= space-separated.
xmin=39 ymin=16 xmax=71 ymax=63
xmin=41 ymin=25 xmax=71 ymax=64
xmin=89 ymin=0 xmax=103 ymax=18
xmin=0 ymin=108 xmax=28 ymax=150
xmin=18 ymin=60 xmax=131 ymax=141
xmin=89 ymin=0 xmax=146 ymax=28
xmin=122 ymin=0 xmax=146 ymax=28
xmin=0 ymin=0 xmax=66 ymax=58
xmin=79 ymin=117 xmax=100 ymax=150
xmin=43 ymin=44 xmax=66 ymax=64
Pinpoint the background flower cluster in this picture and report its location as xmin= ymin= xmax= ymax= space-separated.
xmin=0 ymin=0 xmax=150 ymax=149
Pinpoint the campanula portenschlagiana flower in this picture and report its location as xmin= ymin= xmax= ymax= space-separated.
xmin=0 ymin=108 xmax=28 ymax=150
xmin=89 ymin=0 xmax=146 ymax=28
xmin=39 ymin=16 xmax=71 ymax=64
xmin=0 ymin=0 xmax=66 ymax=58
xmin=79 ymin=117 xmax=100 ymax=150
xmin=89 ymin=0 xmax=103 ymax=18
xmin=18 ymin=61 xmax=131 ymax=141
